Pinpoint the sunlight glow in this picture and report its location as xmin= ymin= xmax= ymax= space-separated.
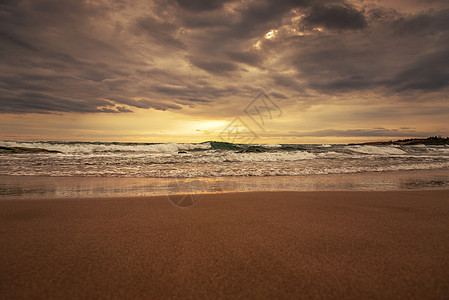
xmin=264 ymin=30 xmax=277 ymax=39
xmin=194 ymin=120 xmax=228 ymax=131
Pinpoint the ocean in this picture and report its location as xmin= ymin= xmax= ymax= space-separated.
xmin=1 ymin=140 xmax=449 ymax=177
xmin=1 ymin=140 xmax=449 ymax=199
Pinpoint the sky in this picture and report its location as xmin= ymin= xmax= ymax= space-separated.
xmin=1 ymin=0 xmax=448 ymax=143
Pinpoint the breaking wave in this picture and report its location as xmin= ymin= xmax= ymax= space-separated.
xmin=1 ymin=140 xmax=448 ymax=177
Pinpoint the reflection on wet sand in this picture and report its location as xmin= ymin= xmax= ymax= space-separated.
xmin=1 ymin=169 xmax=448 ymax=199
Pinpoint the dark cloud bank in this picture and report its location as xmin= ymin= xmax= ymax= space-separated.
xmin=0 ymin=0 xmax=448 ymax=118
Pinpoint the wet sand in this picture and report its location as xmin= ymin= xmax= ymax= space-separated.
xmin=2 ymin=169 xmax=449 ymax=199
xmin=1 ymin=191 xmax=449 ymax=299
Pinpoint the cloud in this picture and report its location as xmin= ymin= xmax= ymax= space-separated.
xmin=133 ymin=15 xmax=186 ymax=50
xmin=173 ymin=0 xmax=233 ymax=12
xmin=302 ymin=4 xmax=367 ymax=30
xmin=187 ymin=56 xmax=240 ymax=75
xmin=391 ymin=8 xmax=449 ymax=35
xmin=225 ymin=50 xmax=263 ymax=67
xmin=0 ymin=92 xmax=112 ymax=114
xmin=282 ymin=128 xmax=436 ymax=137
xmin=285 ymin=8 xmax=449 ymax=93
xmin=0 ymin=0 xmax=448 ymax=122
xmin=387 ymin=50 xmax=449 ymax=91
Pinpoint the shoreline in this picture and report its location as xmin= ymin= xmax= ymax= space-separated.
xmin=1 ymin=168 xmax=449 ymax=199
xmin=1 ymin=166 xmax=449 ymax=178
xmin=1 ymin=189 xmax=449 ymax=202
xmin=1 ymin=191 xmax=448 ymax=299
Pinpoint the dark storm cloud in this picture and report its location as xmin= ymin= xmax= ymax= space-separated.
xmin=302 ymin=4 xmax=367 ymax=30
xmin=387 ymin=50 xmax=449 ymax=91
xmin=0 ymin=0 xmax=449 ymax=118
xmin=198 ymin=0 xmax=322 ymax=44
xmin=173 ymin=0 xmax=233 ymax=12
xmin=187 ymin=56 xmax=240 ymax=75
xmin=286 ymin=8 xmax=449 ymax=94
xmin=391 ymin=8 xmax=449 ymax=35
xmin=271 ymin=75 xmax=305 ymax=93
xmin=152 ymin=82 xmax=239 ymax=101
xmin=0 ymin=30 xmax=39 ymax=52
xmin=180 ymin=13 xmax=231 ymax=29
xmin=0 ymin=92 xmax=111 ymax=114
xmin=133 ymin=15 xmax=186 ymax=50
xmin=179 ymin=0 xmax=329 ymax=56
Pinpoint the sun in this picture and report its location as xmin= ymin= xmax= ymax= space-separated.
xmin=194 ymin=120 xmax=229 ymax=131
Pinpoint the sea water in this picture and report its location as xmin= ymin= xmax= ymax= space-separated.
xmin=1 ymin=141 xmax=448 ymax=198
xmin=1 ymin=141 xmax=449 ymax=177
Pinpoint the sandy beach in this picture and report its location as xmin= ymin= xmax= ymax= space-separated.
xmin=1 ymin=191 xmax=449 ymax=299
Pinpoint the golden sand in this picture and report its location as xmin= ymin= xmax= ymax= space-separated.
xmin=1 ymin=191 xmax=448 ymax=299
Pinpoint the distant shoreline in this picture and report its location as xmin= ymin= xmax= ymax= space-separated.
xmin=350 ymin=136 xmax=449 ymax=146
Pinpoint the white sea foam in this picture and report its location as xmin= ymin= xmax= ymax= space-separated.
xmin=255 ymin=144 xmax=282 ymax=148
xmin=1 ymin=141 xmax=448 ymax=178
xmin=348 ymin=145 xmax=406 ymax=155
xmin=0 ymin=141 xmax=211 ymax=154
xmin=223 ymin=151 xmax=316 ymax=162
